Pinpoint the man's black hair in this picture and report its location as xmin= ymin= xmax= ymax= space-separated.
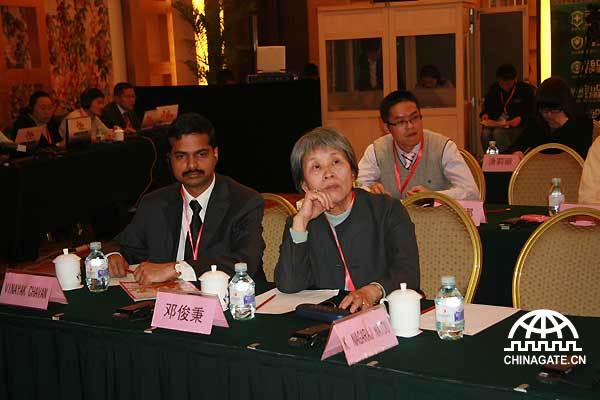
xmin=113 ymin=82 xmax=135 ymax=97
xmin=167 ymin=112 xmax=217 ymax=149
xmin=379 ymin=90 xmax=421 ymax=123
xmin=496 ymin=64 xmax=517 ymax=80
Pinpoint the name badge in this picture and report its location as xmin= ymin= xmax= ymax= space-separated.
xmin=151 ymin=290 xmax=229 ymax=335
xmin=322 ymin=305 xmax=398 ymax=366
xmin=482 ymin=154 xmax=520 ymax=172
xmin=0 ymin=271 xmax=68 ymax=310
xmin=457 ymin=200 xmax=487 ymax=226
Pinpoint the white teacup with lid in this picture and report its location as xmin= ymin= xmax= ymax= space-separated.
xmin=380 ymin=282 xmax=422 ymax=337
xmin=53 ymin=248 xmax=82 ymax=290
xmin=113 ymin=127 xmax=125 ymax=142
xmin=199 ymin=265 xmax=230 ymax=311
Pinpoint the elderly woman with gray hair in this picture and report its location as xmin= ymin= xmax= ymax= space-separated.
xmin=275 ymin=127 xmax=420 ymax=312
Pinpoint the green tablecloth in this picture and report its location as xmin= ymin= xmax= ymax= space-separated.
xmin=475 ymin=204 xmax=548 ymax=306
xmin=1 ymin=284 xmax=598 ymax=400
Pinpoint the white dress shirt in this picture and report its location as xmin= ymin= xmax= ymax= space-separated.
xmin=174 ymin=175 xmax=216 ymax=280
xmin=357 ymin=138 xmax=480 ymax=200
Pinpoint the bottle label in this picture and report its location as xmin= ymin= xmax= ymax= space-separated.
xmin=436 ymin=302 xmax=464 ymax=324
xmin=86 ymin=258 xmax=107 ymax=280
xmin=548 ymin=194 xmax=565 ymax=208
xmin=230 ymin=288 xmax=255 ymax=306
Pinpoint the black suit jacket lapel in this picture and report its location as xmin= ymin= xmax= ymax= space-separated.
xmin=164 ymin=184 xmax=183 ymax=260
xmin=201 ymin=175 xmax=230 ymax=248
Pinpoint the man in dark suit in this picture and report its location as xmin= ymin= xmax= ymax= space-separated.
xmin=9 ymin=91 xmax=62 ymax=146
xmin=100 ymin=82 xmax=141 ymax=132
xmin=107 ymin=113 xmax=265 ymax=284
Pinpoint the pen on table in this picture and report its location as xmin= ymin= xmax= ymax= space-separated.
xmin=256 ymin=294 xmax=277 ymax=310
xmin=420 ymin=305 xmax=435 ymax=315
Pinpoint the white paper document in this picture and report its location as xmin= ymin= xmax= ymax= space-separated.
xmin=108 ymin=264 xmax=138 ymax=287
xmin=420 ymin=303 xmax=519 ymax=336
xmin=255 ymin=288 xmax=339 ymax=315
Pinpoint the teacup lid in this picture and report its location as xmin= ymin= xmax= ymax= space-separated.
xmin=53 ymin=248 xmax=81 ymax=264
xmin=199 ymin=265 xmax=230 ymax=282
xmin=387 ymin=283 xmax=421 ymax=301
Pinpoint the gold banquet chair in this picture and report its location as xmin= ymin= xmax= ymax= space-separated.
xmin=459 ymin=148 xmax=486 ymax=202
xmin=403 ymin=192 xmax=482 ymax=303
xmin=512 ymin=208 xmax=600 ymax=317
xmin=261 ymin=193 xmax=297 ymax=282
xmin=508 ymin=143 xmax=584 ymax=206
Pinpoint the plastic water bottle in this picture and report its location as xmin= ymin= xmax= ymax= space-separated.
xmin=486 ymin=140 xmax=499 ymax=155
xmin=229 ymin=262 xmax=256 ymax=320
xmin=548 ymin=177 xmax=565 ymax=216
xmin=85 ymin=242 xmax=109 ymax=292
xmin=434 ymin=276 xmax=464 ymax=340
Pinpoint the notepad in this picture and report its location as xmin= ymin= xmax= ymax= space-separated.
xmin=420 ymin=303 xmax=519 ymax=336
xmin=255 ymin=288 xmax=339 ymax=315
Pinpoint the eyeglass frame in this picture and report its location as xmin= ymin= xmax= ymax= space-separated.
xmin=385 ymin=114 xmax=423 ymax=129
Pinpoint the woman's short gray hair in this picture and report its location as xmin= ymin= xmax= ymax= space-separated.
xmin=290 ymin=127 xmax=358 ymax=192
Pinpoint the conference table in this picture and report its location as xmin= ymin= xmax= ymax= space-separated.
xmin=1 ymin=282 xmax=598 ymax=400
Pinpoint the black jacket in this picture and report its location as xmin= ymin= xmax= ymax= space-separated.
xmin=115 ymin=174 xmax=266 ymax=280
xmin=100 ymin=102 xmax=141 ymax=131
xmin=9 ymin=113 xmax=62 ymax=146
xmin=275 ymin=189 xmax=419 ymax=295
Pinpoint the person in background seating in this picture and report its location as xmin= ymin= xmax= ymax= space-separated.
xmin=358 ymin=90 xmax=479 ymax=200
xmin=509 ymin=76 xmax=593 ymax=159
xmin=10 ymin=91 xmax=62 ymax=146
xmin=59 ymin=88 xmax=113 ymax=140
xmin=101 ymin=82 xmax=141 ymax=133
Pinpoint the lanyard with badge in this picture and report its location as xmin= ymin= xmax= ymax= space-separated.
xmin=180 ymin=187 xmax=204 ymax=260
xmin=327 ymin=192 xmax=357 ymax=291
xmin=499 ymin=85 xmax=516 ymax=120
xmin=392 ymin=138 xmax=424 ymax=196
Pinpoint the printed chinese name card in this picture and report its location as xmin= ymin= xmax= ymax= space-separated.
xmin=482 ymin=154 xmax=520 ymax=172
xmin=457 ymin=200 xmax=486 ymax=226
xmin=151 ymin=290 xmax=229 ymax=335
xmin=321 ymin=305 xmax=398 ymax=366
xmin=0 ymin=271 xmax=67 ymax=310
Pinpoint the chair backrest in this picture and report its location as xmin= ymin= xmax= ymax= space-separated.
xmin=513 ymin=208 xmax=600 ymax=317
xmin=261 ymin=193 xmax=296 ymax=282
xmin=508 ymin=143 xmax=584 ymax=206
xmin=459 ymin=148 xmax=486 ymax=202
xmin=403 ymin=192 xmax=482 ymax=303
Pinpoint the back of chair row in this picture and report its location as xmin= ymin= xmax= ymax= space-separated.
xmin=513 ymin=207 xmax=600 ymax=317
xmin=508 ymin=143 xmax=584 ymax=206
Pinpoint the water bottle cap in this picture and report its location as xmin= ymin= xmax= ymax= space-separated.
xmin=234 ymin=262 xmax=248 ymax=273
xmin=552 ymin=177 xmax=561 ymax=185
xmin=441 ymin=275 xmax=456 ymax=286
xmin=89 ymin=242 xmax=102 ymax=250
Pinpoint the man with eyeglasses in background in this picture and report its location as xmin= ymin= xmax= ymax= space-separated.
xmin=357 ymin=90 xmax=479 ymax=200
